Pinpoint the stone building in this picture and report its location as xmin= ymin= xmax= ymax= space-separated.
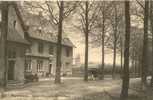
xmin=0 ymin=2 xmax=75 ymax=86
xmin=0 ymin=3 xmax=29 ymax=84
xmin=24 ymin=30 xmax=74 ymax=77
xmin=19 ymin=4 xmax=75 ymax=77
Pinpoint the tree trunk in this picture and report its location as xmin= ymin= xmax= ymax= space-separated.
xmin=131 ymin=49 xmax=135 ymax=74
xmin=141 ymin=1 xmax=149 ymax=87
xmin=138 ymin=54 xmax=142 ymax=77
xmin=55 ymin=1 xmax=64 ymax=84
xmin=99 ymin=10 xmax=105 ymax=80
xmin=150 ymin=1 xmax=153 ymax=87
xmin=120 ymin=37 xmax=123 ymax=78
xmin=0 ymin=2 xmax=9 ymax=87
xmin=112 ymin=5 xmax=118 ymax=79
xmin=134 ymin=52 xmax=137 ymax=77
xmin=120 ymin=1 xmax=130 ymax=100
xmin=84 ymin=1 xmax=89 ymax=81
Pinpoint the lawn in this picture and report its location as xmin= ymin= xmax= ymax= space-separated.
xmin=0 ymin=77 xmax=152 ymax=100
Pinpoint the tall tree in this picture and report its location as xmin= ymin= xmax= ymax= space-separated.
xmin=99 ymin=1 xmax=112 ymax=80
xmin=110 ymin=2 xmax=124 ymax=79
xmin=55 ymin=1 xmax=64 ymax=84
xmin=0 ymin=2 xmax=9 ymax=87
xmin=78 ymin=1 xmax=99 ymax=81
xmin=141 ymin=1 xmax=149 ymax=87
xmin=84 ymin=1 xmax=89 ymax=81
xmin=120 ymin=1 xmax=130 ymax=100
xmin=22 ymin=1 xmax=78 ymax=84
xmin=112 ymin=4 xmax=118 ymax=79
xmin=150 ymin=1 xmax=153 ymax=87
xmin=120 ymin=36 xmax=123 ymax=77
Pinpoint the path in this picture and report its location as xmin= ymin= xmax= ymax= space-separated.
xmin=0 ymin=77 xmax=145 ymax=100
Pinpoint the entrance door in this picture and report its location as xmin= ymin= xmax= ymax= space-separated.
xmin=49 ymin=64 xmax=52 ymax=74
xmin=8 ymin=61 xmax=15 ymax=80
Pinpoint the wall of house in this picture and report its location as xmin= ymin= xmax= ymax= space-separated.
xmin=0 ymin=57 xmax=5 ymax=85
xmin=60 ymin=46 xmax=73 ymax=75
xmin=0 ymin=5 xmax=28 ymax=84
xmin=7 ymin=42 xmax=25 ymax=82
xmin=26 ymin=39 xmax=73 ymax=76
xmin=8 ymin=5 xmax=25 ymax=38
xmin=0 ymin=27 xmax=4 ymax=84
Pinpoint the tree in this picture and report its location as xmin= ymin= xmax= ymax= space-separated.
xmin=78 ymin=1 xmax=100 ymax=81
xmin=132 ymin=0 xmax=149 ymax=86
xmin=84 ymin=1 xmax=89 ymax=81
xmin=22 ymin=1 xmax=78 ymax=84
xmin=54 ymin=1 xmax=64 ymax=84
xmin=120 ymin=1 xmax=130 ymax=100
xmin=0 ymin=2 xmax=9 ymax=88
xmin=141 ymin=1 xmax=149 ymax=87
xmin=150 ymin=1 xmax=153 ymax=87
xmin=130 ymin=1 xmax=145 ymax=78
xmin=120 ymin=35 xmax=124 ymax=77
xmin=99 ymin=1 xmax=112 ymax=80
xmin=112 ymin=4 xmax=118 ymax=79
xmin=110 ymin=2 xmax=124 ymax=79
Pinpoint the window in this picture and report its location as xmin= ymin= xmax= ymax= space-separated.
xmin=8 ymin=49 xmax=16 ymax=58
xmin=65 ymin=62 xmax=70 ymax=67
xmin=38 ymin=42 xmax=43 ymax=53
xmin=37 ymin=60 xmax=43 ymax=72
xmin=26 ymin=48 xmax=31 ymax=53
xmin=25 ymin=59 xmax=32 ymax=72
xmin=38 ymin=29 xmax=41 ymax=33
xmin=66 ymin=48 xmax=70 ymax=57
xmin=49 ymin=45 xmax=54 ymax=55
xmin=13 ymin=20 xmax=16 ymax=28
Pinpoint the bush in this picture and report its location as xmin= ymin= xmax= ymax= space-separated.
xmin=24 ymin=72 xmax=39 ymax=83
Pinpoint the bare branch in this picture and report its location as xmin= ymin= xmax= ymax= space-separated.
xmin=45 ymin=1 xmax=59 ymax=25
xmin=136 ymin=0 xmax=145 ymax=9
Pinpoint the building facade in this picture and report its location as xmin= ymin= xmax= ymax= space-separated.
xmin=25 ymin=31 xmax=74 ymax=77
xmin=0 ymin=2 xmax=74 ymax=86
xmin=20 ymin=5 xmax=75 ymax=78
xmin=0 ymin=3 xmax=29 ymax=85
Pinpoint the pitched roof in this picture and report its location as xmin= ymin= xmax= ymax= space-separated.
xmin=28 ymin=28 xmax=75 ymax=47
xmin=0 ymin=3 xmax=29 ymax=45
xmin=7 ymin=26 xmax=29 ymax=44
xmin=6 ymin=2 xmax=28 ymax=33
xmin=18 ymin=4 xmax=75 ymax=47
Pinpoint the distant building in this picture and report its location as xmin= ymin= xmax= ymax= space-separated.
xmin=74 ymin=54 xmax=81 ymax=65
xmin=24 ymin=30 xmax=74 ymax=77
xmin=20 ymin=5 xmax=75 ymax=77
xmin=0 ymin=3 xmax=29 ymax=84
xmin=0 ymin=2 xmax=75 ymax=86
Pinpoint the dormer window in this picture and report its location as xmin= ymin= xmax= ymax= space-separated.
xmin=13 ymin=20 xmax=16 ymax=28
xmin=49 ymin=45 xmax=54 ymax=55
xmin=38 ymin=42 xmax=43 ymax=53
xmin=38 ymin=29 xmax=41 ymax=33
xmin=38 ymin=27 xmax=42 ymax=33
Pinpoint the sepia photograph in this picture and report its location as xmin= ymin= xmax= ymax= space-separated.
xmin=0 ymin=0 xmax=152 ymax=100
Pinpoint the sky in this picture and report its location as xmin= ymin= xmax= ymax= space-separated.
xmin=68 ymin=32 xmax=121 ymax=65
xmin=20 ymin=1 xmax=143 ymax=65
xmin=64 ymin=17 xmax=121 ymax=65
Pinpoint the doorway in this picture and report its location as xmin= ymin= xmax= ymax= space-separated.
xmin=8 ymin=60 xmax=15 ymax=80
xmin=49 ymin=64 xmax=52 ymax=74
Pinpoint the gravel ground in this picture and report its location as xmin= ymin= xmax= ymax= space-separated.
xmin=0 ymin=77 xmax=151 ymax=100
